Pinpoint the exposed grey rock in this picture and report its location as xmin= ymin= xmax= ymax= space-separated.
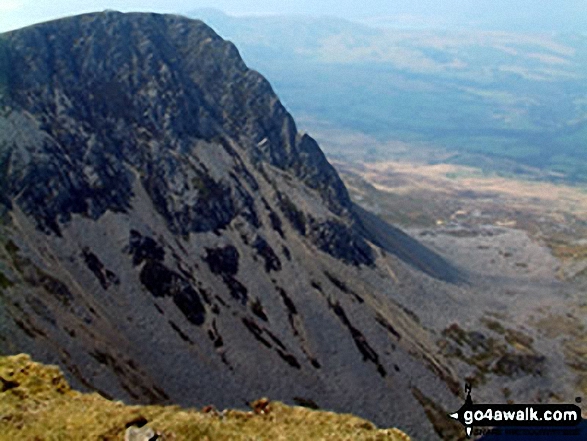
xmin=0 ymin=12 xmax=466 ymax=440
xmin=125 ymin=425 xmax=158 ymax=441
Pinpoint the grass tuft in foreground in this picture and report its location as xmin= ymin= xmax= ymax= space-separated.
xmin=0 ymin=354 xmax=411 ymax=440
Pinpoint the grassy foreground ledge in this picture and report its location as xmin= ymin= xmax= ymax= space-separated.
xmin=0 ymin=354 xmax=411 ymax=440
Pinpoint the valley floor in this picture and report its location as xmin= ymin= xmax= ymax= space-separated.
xmin=335 ymin=158 xmax=587 ymax=419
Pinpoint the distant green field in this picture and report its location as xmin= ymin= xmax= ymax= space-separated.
xmin=193 ymin=10 xmax=587 ymax=183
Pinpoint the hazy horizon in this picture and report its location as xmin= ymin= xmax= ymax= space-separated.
xmin=1 ymin=1 xmax=586 ymax=34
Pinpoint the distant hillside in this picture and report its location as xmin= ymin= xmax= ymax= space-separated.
xmin=188 ymin=9 xmax=587 ymax=184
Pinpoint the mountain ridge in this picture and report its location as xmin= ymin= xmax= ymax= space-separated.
xmin=0 ymin=12 xmax=463 ymax=440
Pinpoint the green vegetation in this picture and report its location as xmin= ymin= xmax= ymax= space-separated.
xmin=263 ymin=57 xmax=587 ymax=185
xmin=440 ymin=322 xmax=544 ymax=388
xmin=549 ymin=240 xmax=587 ymax=261
xmin=481 ymin=318 xmax=506 ymax=335
xmin=504 ymin=329 xmax=534 ymax=350
xmin=0 ymin=354 xmax=411 ymax=440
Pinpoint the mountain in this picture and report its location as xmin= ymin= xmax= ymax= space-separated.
xmin=0 ymin=12 xmax=465 ymax=440
xmin=187 ymin=3 xmax=587 ymax=34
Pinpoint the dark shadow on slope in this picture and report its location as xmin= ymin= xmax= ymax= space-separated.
xmin=353 ymin=204 xmax=464 ymax=284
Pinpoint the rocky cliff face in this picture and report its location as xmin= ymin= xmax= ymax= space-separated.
xmin=0 ymin=12 xmax=462 ymax=440
xmin=1 ymin=12 xmax=362 ymax=253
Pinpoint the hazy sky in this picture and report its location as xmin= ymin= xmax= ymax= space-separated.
xmin=1 ymin=0 xmax=586 ymax=33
